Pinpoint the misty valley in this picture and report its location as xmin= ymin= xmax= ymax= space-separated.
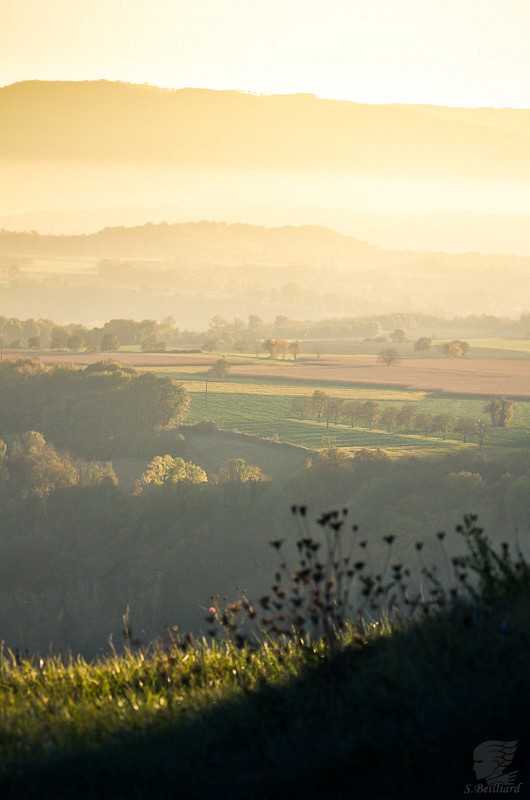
xmin=1 ymin=222 xmax=530 ymax=326
xmin=0 ymin=76 xmax=529 ymax=798
xmin=0 ymin=305 xmax=528 ymax=657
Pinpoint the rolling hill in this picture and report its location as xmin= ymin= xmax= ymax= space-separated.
xmin=1 ymin=80 xmax=530 ymax=180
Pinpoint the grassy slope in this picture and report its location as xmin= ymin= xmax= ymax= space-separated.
xmin=179 ymin=429 xmax=310 ymax=482
xmin=1 ymin=591 xmax=529 ymax=799
xmin=112 ymin=430 xmax=310 ymax=487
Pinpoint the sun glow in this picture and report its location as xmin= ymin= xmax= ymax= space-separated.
xmin=1 ymin=0 xmax=530 ymax=107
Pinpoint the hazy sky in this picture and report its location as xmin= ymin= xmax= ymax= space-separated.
xmin=1 ymin=0 xmax=529 ymax=107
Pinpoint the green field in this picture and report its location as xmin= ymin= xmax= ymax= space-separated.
xmin=170 ymin=374 xmax=530 ymax=455
xmin=186 ymin=392 xmax=458 ymax=452
xmin=467 ymin=337 xmax=530 ymax=355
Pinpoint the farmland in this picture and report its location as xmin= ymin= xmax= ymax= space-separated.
xmin=28 ymin=348 xmax=530 ymax=397
xmin=465 ymin=337 xmax=530 ymax=356
xmin=8 ymin=345 xmax=530 ymax=458
xmin=145 ymin=344 xmax=530 ymax=457
xmin=153 ymin=371 xmax=530 ymax=456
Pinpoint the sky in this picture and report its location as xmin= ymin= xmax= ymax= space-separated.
xmin=1 ymin=0 xmax=530 ymax=107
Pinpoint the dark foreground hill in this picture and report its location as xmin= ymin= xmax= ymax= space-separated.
xmin=1 ymin=516 xmax=529 ymax=799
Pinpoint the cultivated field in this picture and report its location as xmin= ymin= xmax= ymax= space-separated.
xmin=102 ymin=382 xmax=526 ymax=463
xmin=173 ymin=376 xmax=530 ymax=455
xmin=7 ymin=347 xmax=530 ymax=458
xmin=227 ymin=358 xmax=530 ymax=397
xmin=22 ymin=349 xmax=530 ymax=397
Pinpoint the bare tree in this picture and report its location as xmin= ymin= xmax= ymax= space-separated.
xmin=377 ymin=348 xmax=400 ymax=367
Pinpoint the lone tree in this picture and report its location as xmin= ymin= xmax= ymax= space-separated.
xmin=208 ymin=358 xmax=230 ymax=380
xmin=204 ymin=358 xmax=230 ymax=406
xmin=390 ymin=329 xmax=406 ymax=343
xmin=414 ymin=337 xmax=432 ymax=357
xmin=377 ymin=348 xmax=401 ymax=367
xmin=441 ymin=340 xmax=469 ymax=358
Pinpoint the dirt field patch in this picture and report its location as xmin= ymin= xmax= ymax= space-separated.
xmin=10 ymin=350 xmax=530 ymax=397
xmin=233 ymin=358 xmax=530 ymax=397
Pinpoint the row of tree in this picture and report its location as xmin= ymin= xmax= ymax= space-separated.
xmin=0 ymin=316 xmax=182 ymax=353
xmin=261 ymin=338 xmax=302 ymax=359
xmin=291 ymin=392 xmax=516 ymax=440
xmin=0 ymin=312 xmax=477 ymax=356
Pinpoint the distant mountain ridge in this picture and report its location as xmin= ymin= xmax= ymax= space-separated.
xmin=2 ymin=221 xmax=530 ymax=280
xmin=2 ymin=80 xmax=530 ymax=180
xmin=0 ymin=220 xmax=380 ymax=261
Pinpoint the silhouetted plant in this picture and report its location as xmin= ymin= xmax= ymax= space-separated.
xmin=455 ymin=513 xmax=530 ymax=603
xmin=206 ymin=509 xmax=529 ymax=648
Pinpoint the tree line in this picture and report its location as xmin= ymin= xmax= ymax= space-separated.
xmin=0 ymin=315 xmax=182 ymax=352
xmin=2 ymin=309 xmax=520 ymax=356
xmin=291 ymin=391 xmax=516 ymax=441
